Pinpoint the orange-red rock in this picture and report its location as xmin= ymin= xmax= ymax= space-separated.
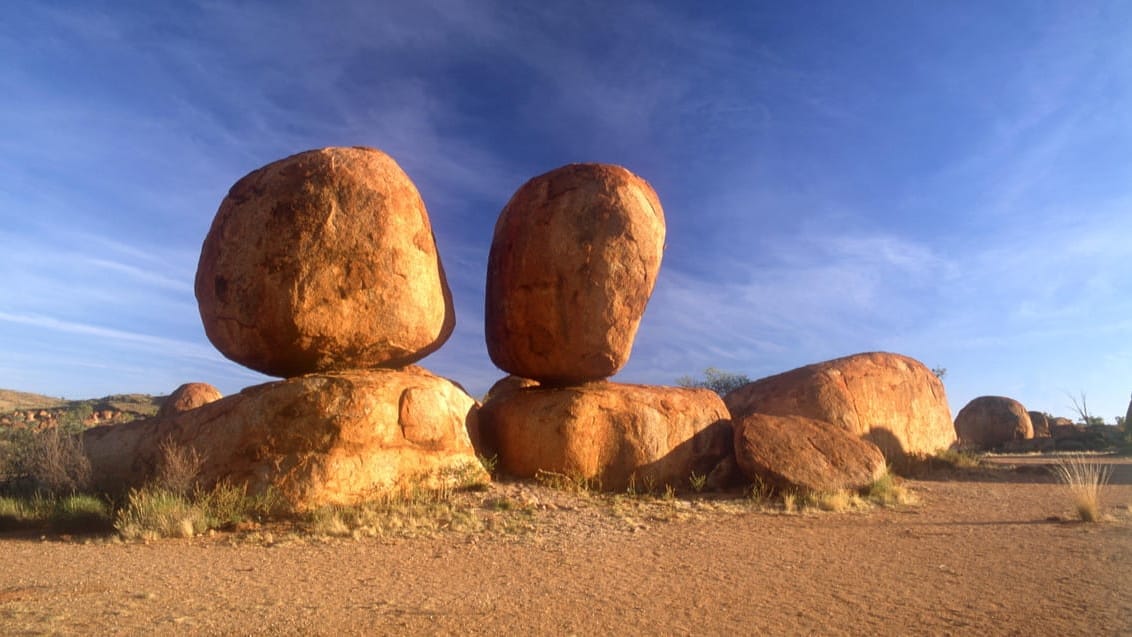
xmin=157 ymin=383 xmax=223 ymax=418
xmin=733 ymin=413 xmax=887 ymax=493
xmin=954 ymin=396 xmax=1033 ymax=450
xmin=1027 ymin=411 xmax=1051 ymax=438
xmin=479 ymin=382 xmax=730 ymax=491
xmin=195 ymin=146 xmax=455 ymax=378
xmin=82 ymin=368 xmax=485 ymax=510
xmin=724 ymin=352 xmax=955 ymax=459
xmin=485 ymin=163 xmax=665 ymax=384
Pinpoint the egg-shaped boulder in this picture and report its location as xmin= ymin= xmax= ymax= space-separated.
xmin=157 ymin=382 xmax=223 ymax=418
xmin=485 ymin=163 xmax=665 ymax=385
xmin=954 ymin=396 xmax=1033 ymax=450
xmin=195 ymin=146 xmax=455 ymax=377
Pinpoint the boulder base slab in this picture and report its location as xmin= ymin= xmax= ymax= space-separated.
xmin=479 ymin=382 xmax=730 ymax=491
xmin=83 ymin=368 xmax=485 ymax=510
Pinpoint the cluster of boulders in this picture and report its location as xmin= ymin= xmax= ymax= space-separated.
xmin=476 ymin=164 xmax=732 ymax=491
xmin=83 ymin=148 xmax=485 ymax=509
xmin=724 ymin=352 xmax=955 ymax=493
xmin=87 ymin=146 xmax=1079 ymax=507
xmin=954 ymin=395 xmax=1123 ymax=452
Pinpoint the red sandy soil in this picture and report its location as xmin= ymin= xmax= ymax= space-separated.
xmin=2 ymin=455 xmax=1130 ymax=636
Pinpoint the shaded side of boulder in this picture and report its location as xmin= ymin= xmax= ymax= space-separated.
xmin=82 ymin=368 xmax=485 ymax=510
xmin=157 ymin=383 xmax=223 ymax=419
xmin=734 ymin=413 xmax=887 ymax=493
xmin=195 ymin=146 xmax=455 ymax=378
xmin=1027 ymin=411 xmax=1051 ymax=438
xmin=954 ymin=396 xmax=1033 ymax=450
xmin=479 ymin=382 xmax=730 ymax=492
xmin=723 ymin=352 xmax=955 ymax=459
xmin=484 ymin=163 xmax=665 ymax=384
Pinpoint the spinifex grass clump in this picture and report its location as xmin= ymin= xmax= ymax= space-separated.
xmin=1052 ymin=454 xmax=1112 ymax=522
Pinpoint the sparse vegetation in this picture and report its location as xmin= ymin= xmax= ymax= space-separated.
xmin=676 ymin=368 xmax=751 ymax=396
xmin=866 ymin=471 xmax=917 ymax=507
xmin=535 ymin=469 xmax=600 ymax=494
xmin=1051 ymin=454 xmax=1112 ymax=522
xmin=688 ymin=471 xmax=708 ymax=493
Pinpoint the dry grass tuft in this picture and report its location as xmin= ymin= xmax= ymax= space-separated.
xmin=1052 ymin=454 xmax=1112 ymax=522
xmin=866 ymin=471 xmax=918 ymax=507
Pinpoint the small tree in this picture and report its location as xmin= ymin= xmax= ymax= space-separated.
xmin=676 ymin=367 xmax=751 ymax=396
xmin=931 ymin=366 xmax=947 ymax=380
xmin=1067 ymin=392 xmax=1104 ymax=426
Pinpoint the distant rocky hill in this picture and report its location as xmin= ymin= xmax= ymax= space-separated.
xmin=0 ymin=389 xmax=164 ymax=430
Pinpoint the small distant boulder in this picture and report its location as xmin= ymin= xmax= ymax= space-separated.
xmin=724 ymin=352 xmax=955 ymax=459
xmin=195 ymin=146 xmax=455 ymax=378
xmin=1027 ymin=411 xmax=1051 ymax=438
xmin=479 ymin=382 xmax=731 ymax=492
xmin=484 ymin=163 xmax=665 ymax=385
xmin=733 ymin=413 xmax=887 ymax=493
xmin=954 ymin=396 xmax=1033 ymax=450
xmin=157 ymin=383 xmax=223 ymax=418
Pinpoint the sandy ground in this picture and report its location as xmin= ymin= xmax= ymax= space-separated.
xmin=2 ymin=455 xmax=1130 ymax=636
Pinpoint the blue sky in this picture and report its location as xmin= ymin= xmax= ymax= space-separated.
xmin=1 ymin=1 xmax=1130 ymax=422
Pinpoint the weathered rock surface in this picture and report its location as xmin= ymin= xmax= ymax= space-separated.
xmin=723 ymin=352 xmax=955 ymax=459
xmin=1027 ymin=411 xmax=1051 ymax=438
xmin=82 ymin=368 xmax=485 ymax=510
xmin=485 ymin=163 xmax=665 ymax=384
xmin=157 ymin=383 xmax=223 ymax=419
xmin=733 ymin=413 xmax=887 ymax=493
xmin=954 ymin=396 xmax=1034 ymax=450
xmin=483 ymin=375 xmax=540 ymax=404
xmin=479 ymin=382 xmax=730 ymax=491
xmin=195 ymin=146 xmax=455 ymax=378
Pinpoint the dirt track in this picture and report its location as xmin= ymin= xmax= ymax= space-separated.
xmin=2 ymin=456 xmax=1130 ymax=636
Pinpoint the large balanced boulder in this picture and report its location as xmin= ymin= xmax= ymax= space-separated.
xmin=485 ymin=163 xmax=666 ymax=385
xmin=82 ymin=368 xmax=485 ymax=510
xmin=734 ymin=413 xmax=886 ymax=493
xmin=479 ymin=382 xmax=731 ymax=491
xmin=157 ymin=382 xmax=223 ymax=418
xmin=954 ymin=396 xmax=1033 ymax=450
xmin=195 ymin=146 xmax=455 ymax=378
xmin=724 ymin=352 xmax=955 ymax=459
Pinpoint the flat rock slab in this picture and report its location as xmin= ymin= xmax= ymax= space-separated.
xmin=82 ymin=367 xmax=486 ymax=510
xmin=479 ymin=382 xmax=731 ymax=492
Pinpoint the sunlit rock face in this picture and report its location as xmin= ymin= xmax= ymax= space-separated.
xmin=724 ymin=352 xmax=957 ymax=459
xmin=485 ymin=163 xmax=665 ymax=385
xmin=195 ymin=146 xmax=454 ymax=378
xmin=83 ymin=368 xmax=486 ymax=511
xmin=479 ymin=381 xmax=731 ymax=492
